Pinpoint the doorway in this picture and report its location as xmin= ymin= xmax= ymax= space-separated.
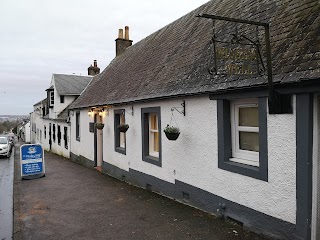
xmin=94 ymin=114 xmax=103 ymax=170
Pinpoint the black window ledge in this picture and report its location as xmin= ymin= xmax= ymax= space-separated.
xmin=115 ymin=147 xmax=126 ymax=155
xmin=143 ymin=155 xmax=161 ymax=167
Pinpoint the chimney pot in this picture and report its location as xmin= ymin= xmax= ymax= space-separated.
xmin=115 ymin=26 xmax=132 ymax=57
xmin=118 ymin=29 xmax=123 ymax=39
xmin=124 ymin=26 xmax=129 ymax=40
xmin=88 ymin=60 xmax=100 ymax=76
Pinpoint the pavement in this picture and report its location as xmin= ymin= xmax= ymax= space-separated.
xmin=13 ymin=141 xmax=273 ymax=240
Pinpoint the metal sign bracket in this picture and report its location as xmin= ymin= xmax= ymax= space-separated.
xmin=197 ymin=14 xmax=292 ymax=114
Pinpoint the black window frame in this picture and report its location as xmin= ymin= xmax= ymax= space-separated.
xmin=52 ymin=124 xmax=56 ymax=142
xmin=114 ymin=109 xmax=126 ymax=155
xmin=44 ymin=125 xmax=46 ymax=139
xmin=57 ymin=125 xmax=61 ymax=145
xmin=216 ymin=97 xmax=268 ymax=181
xmin=64 ymin=126 xmax=68 ymax=149
xmin=76 ymin=111 xmax=80 ymax=141
xmin=141 ymin=107 xmax=162 ymax=167
xmin=60 ymin=95 xmax=65 ymax=103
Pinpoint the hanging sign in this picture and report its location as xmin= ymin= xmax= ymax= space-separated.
xmin=197 ymin=14 xmax=268 ymax=76
xmin=20 ymin=144 xmax=45 ymax=180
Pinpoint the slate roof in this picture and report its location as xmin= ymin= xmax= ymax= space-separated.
xmin=56 ymin=105 xmax=70 ymax=122
xmin=71 ymin=0 xmax=320 ymax=109
xmin=33 ymin=98 xmax=47 ymax=107
xmin=53 ymin=74 xmax=93 ymax=95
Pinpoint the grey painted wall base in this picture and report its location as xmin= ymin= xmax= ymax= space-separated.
xmin=101 ymin=161 xmax=296 ymax=240
xmin=70 ymin=152 xmax=95 ymax=169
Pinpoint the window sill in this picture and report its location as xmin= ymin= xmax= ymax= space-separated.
xmin=229 ymin=157 xmax=259 ymax=167
xmin=76 ymin=137 xmax=80 ymax=142
xmin=142 ymin=155 xmax=161 ymax=167
xmin=115 ymin=147 xmax=126 ymax=155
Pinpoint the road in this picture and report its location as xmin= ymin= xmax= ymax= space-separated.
xmin=0 ymin=148 xmax=14 ymax=240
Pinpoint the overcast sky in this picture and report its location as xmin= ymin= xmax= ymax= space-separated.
xmin=0 ymin=0 xmax=209 ymax=115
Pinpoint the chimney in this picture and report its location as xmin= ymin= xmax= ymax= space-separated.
xmin=115 ymin=26 xmax=133 ymax=57
xmin=88 ymin=60 xmax=100 ymax=76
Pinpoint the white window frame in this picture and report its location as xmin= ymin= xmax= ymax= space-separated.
xmin=148 ymin=113 xmax=159 ymax=158
xmin=230 ymin=99 xmax=259 ymax=167
xmin=50 ymin=91 xmax=54 ymax=105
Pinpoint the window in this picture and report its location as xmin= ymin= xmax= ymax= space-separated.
xmin=52 ymin=124 xmax=56 ymax=142
xmin=217 ymin=97 xmax=268 ymax=181
xmin=44 ymin=125 xmax=46 ymax=139
xmin=148 ymin=114 xmax=159 ymax=157
xmin=230 ymin=100 xmax=259 ymax=166
xmin=50 ymin=91 xmax=54 ymax=105
xmin=141 ymin=107 xmax=161 ymax=167
xmin=64 ymin=127 xmax=68 ymax=149
xmin=60 ymin=95 xmax=64 ymax=103
xmin=114 ymin=110 xmax=126 ymax=154
xmin=76 ymin=111 xmax=80 ymax=141
xmin=57 ymin=125 xmax=61 ymax=145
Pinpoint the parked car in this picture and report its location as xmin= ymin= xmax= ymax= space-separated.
xmin=0 ymin=135 xmax=12 ymax=158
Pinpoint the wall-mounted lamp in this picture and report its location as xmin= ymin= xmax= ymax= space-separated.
xmin=99 ymin=108 xmax=105 ymax=117
xmin=88 ymin=108 xmax=94 ymax=116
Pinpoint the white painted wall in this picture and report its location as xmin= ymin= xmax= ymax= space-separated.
xmin=100 ymin=95 xmax=297 ymax=224
xmin=42 ymin=119 xmax=50 ymax=151
xmin=70 ymin=109 xmax=95 ymax=162
xmin=54 ymin=94 xmax=76 ymax=114
xmin=24 ymin=122 xmax=31 ymax=143
xmin=49 ymin=121 xmax=70 ymax=158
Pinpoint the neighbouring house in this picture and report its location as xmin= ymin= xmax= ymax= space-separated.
xmin=68 ymin=1 xmax=320 ymax=239
xmin=30 ymin=61 xmax=98 ymax=158
xmin=19 ymin=120 xmax=30 ymax=143
xmin=30 ymin=98 xmax=47 ymax=144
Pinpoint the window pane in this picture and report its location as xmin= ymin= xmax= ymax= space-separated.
xmin=150 ymin=114 xmax=158 ymax=130
xmin=120 ymin=132 xmax=125 ymax=148
xmin=153 ymin=131 xmax=159 ymax=152
xmin=239 ymin=107 xmax=258 ymax=127
xmin=120 ymin=114 xmax=125 ymax=124
xmin=239 ymin=131 xmax=259 ymax=152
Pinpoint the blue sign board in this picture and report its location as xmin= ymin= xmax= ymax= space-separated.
xmin=20 ymin=144 xmax=45 ymax=178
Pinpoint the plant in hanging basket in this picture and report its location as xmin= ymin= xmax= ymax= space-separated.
xmin=164 ymin=124 xmax=180 ymax=140
xmin=95 ymin=123 xmax=105 ymax=129
xmin=117 ymin=123 xmax=129 ymax=132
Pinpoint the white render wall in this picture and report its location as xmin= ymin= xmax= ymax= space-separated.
xmin=24 ymin=122 xmax=31 ymax=143
xmin=70 ymin=109 xmax=95 ymax=161
xmin=100 ymin=96 xmax=297 ymax=224
xmin=48 ymin=121 xmax=70 ymax=158
xmin=54 ymin=95 xmax=76 ymax=115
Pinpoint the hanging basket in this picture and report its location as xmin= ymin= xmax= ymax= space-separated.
xmin=117 ymin=124 xmax=129 ymax=132
xmin=95 ymin=123 xmax=104 ymax=130
xmin=165 ymin=131 xmax=180 ymax=141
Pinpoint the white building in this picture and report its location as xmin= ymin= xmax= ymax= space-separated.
xmin=30 ymin=65 xmax=98 ymax=158
xmin=67 ymin=1 xmax=320 ymax=240
xmin=20 ymin=121 xmax=30 ymax=143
